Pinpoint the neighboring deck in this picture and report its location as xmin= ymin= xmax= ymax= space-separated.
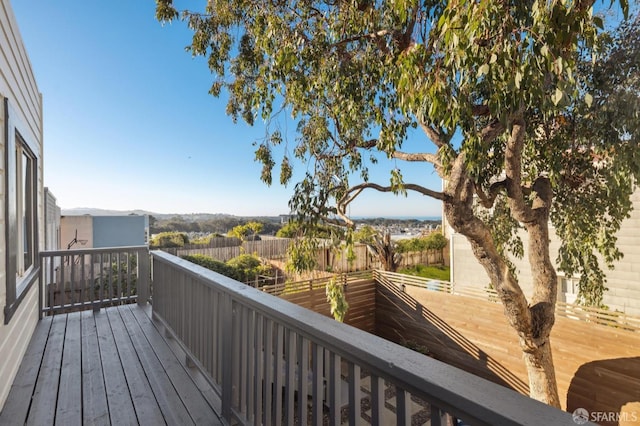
xmin=0 ymin=304 xmax=222 ymax=426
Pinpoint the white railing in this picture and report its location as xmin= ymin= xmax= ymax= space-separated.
xmin=39 ymin=246 xmax=149 ymax=315
xmin=151 ymin=251 xmax=574 ymax=425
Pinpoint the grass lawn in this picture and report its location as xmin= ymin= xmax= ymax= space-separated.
xmin=398 ymin=264 xmax=450 ymax=281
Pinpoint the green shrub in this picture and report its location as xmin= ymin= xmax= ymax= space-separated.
xmin=190 ymin=233 xmax=224 ymax=245
xmin=150 ymin=232 xmax=189 ymax=248
xmin=181 ymin=253 xmax=272 ymax=284
xmin=227 ymin=254 xmax=272 ymax=283
xmin=181 ymin=254 xmax=239 ymax=280
xmin=396 ymin=232 xmax=447 ymax=253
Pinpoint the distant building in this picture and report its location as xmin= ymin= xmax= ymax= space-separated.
xmin=44 ymin=188 xmax=61 ymax=251
xmin=279 ymin=214 xmax=295 ymax=224
xmin=61 ymin=215 xmax=149 ymax=249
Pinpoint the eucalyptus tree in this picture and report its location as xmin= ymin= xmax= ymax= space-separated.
xmin=156 ymin=0 xmax=637 ymax=406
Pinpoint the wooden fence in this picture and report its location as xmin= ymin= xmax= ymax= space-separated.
xmin=171 ymin=238 xmax=292 ymax=262
xmin=375 ymin=271 xmax=640 ymax=332
xmin=374 ymin=271 xmax=640 ymax=425
xmin=261 ymin=271 xmax=376 ymax=333
xmin=172 ymin=238 xmax=446 ymax=275
xmin=314 ymin=245 xmax=446 ymax=273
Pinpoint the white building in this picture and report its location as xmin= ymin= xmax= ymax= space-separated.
xmin=448 ymin=190 xmax=640 ymax=316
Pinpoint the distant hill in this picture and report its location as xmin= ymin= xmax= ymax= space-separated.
xmin=62 ymin=207 xmax=155 ymax=216
xmin=60 ymin=208 xmax=282 ymax=222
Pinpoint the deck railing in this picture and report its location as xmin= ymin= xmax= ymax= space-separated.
xmin=151 ymin=250 xmax=574 ymax=425
xmin=39 ymin=246 xmax=149 ymax=315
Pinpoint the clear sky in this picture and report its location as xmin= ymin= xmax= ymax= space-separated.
xmin=11 ymin=1 xmax=440 ymax=217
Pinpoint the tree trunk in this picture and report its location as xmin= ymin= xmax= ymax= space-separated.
xmin=522 ymin=336 xmax=561 ymax=406
xmin=443 ymin=151 xmax=561 ymax=408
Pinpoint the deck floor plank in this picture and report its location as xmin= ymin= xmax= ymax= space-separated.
xmin=105 ymin=307 xmax=166 ymax=425
xmin=0 ymin=316 xmax=53 ymax=424
xmin=1 ymin=304 xmax=222 ymax=425
xmin=94 ymin=309 xmax=138 ymax=425
xmin=27 ymin=314 xmax=67 ymax=426
xmin=127 ymin=305 xmax=222 ymax=425
xmin=118 ymin=305 xmax=194 ymax=425
xmin=81 ymin=310 xmax=110 ymax=426
xmin=55 ymin=313 xmax=82 ymax=426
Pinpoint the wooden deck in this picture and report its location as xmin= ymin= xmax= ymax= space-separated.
xmin=0 ymin=304 xmax=222 ymax=425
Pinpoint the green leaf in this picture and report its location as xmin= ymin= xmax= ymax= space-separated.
xmin=540 ymin=44 xmax=549 ymax=57
xmin=477 ymin=63 xmax=490 ymax=78
xmin=584 ymin=93 xmax=593 ymax=108
xmin=552 ymin=88 xmax=563 ymax=105
xmin=515 ymin=71 xmax=523 ymax=89
xmin=555 ymin=57 xmax=563 ymax=75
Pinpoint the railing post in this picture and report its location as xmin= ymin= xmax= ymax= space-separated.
xmin=137 ymin=248 xmax=150 ymax=306
xmin=221 ymin=292 xmax=234 ymax=422
xmin=38 ymin=254 xmax=43 ymax=319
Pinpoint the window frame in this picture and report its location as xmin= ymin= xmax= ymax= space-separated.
xmin=4 ymin=97 xmax=40 ymax=324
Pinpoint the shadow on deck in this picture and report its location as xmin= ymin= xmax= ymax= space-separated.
xmin=0 ymin=304 xmax=222 ymax=425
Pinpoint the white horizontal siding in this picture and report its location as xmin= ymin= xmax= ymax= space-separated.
xmin=451 ymin=188 xmax=640 ymax=316
xmin=0 ymin=285 xmax=38 ymax=408
xmin=0 ymin=0 xmax=43 ymax=411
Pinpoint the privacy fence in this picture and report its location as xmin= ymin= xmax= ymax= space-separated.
xmin=166 ymin=238 xmax=292 ymax=262
xmin=261 ymin=271 xmax=376 ymax=333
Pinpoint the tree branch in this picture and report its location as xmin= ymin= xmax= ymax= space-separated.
xmin=475 ymin=180 xmax=507 ymax=208
xmin=392 ymin=151 xmax=440 ymax=163
xmin=504 ymin=115 xmax=536 ymax=223
xmin=417 ymin=120 xmax=446 ymax=148
xmin=481 ymin=118 xmax=505 ymax=144
xmin=392 ymin=151 xmax=443 ymax=177
xmin=335 ymin=181 xmax=446 ymax=225
xmin=332 ymin=29 xmax=392 ymax=55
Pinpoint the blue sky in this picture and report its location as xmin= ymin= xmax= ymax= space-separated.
xmin=11 ymin=0 xmax=444 ymax=218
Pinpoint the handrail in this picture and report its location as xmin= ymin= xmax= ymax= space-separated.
xmin=39 ymin=246 xmax=149 ymax=315
xmin=151 ymin=250 xmax=575 ymax=425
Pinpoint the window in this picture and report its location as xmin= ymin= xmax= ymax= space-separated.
xmin=17 ymin=136 xmax=36 ymax=278
xmin=4 ymin=98 xmax=39 ymax=324
xmin=558 ymin=275 xmax=579 ymax=304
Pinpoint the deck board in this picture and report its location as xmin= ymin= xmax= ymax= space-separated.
xmin=118 ymin=306 xmax=193 ymax=425
xmin=106 ymin=307 xmax=166 ymax=425
xmin=0 ymin=304 xmax=221 ymax=426
xmin=55 ymin=313 xmax=82 ymax=426
xmin=127 ymin=305 xmax=220 ymax=425
xmin=81 ymin=310 xmax=109 ymax=426
xmin=28 ymin=314 xmax=66 ymax=426
xmin=0 ymin=316 xmax=52 ymax=425
xmin=95 ymin=309 xmax=138 ymax=425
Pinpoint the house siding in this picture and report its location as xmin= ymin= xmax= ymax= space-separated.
xmin=450 ymin=189 xmax=640 ymax=316
xmin=0 ymin=0 xmax=43 ymax=410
